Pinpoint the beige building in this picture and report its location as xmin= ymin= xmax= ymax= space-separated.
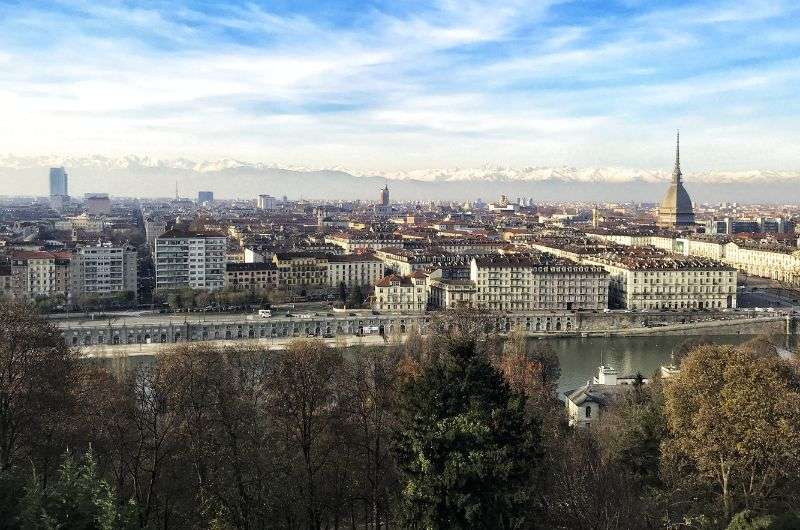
xmin=272 ymin=252 xmax=329 ymax=288
xmin=225 ymin=262 xmax=279 ymax=291
xmin=583 ymin=249 xmax=737 ymax=310
xmin=326 ymin=254 xmax=384 ymax=288
xmin=428 ymin=276 xmax=477 ymax=309
xmin=9 ymin=250 xmax=72 ymax=301
xmin=325 ymin=232 xmax=404 ymax=253
xmin=373 ymin=272 xmax=427 ymax=312
xmin=470 ymin=255 xmax=609 ymax=312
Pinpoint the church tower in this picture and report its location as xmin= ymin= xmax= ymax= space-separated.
xmin=657 ymin=131 xmax=695 ymax=228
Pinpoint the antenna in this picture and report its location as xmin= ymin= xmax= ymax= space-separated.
xmin=175 ymin=181 xmax=179 ymax=200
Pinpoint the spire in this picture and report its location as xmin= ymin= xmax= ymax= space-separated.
xmin=672 ymin=130 xmax=682 ymax=183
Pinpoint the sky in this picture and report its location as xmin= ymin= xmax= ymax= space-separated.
xmin=1 ymin=0 xmax=799 ymax=173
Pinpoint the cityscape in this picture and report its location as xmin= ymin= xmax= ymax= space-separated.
xmin=1 ymin=1 xmax=800 ymax=529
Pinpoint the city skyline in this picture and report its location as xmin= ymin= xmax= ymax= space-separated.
xmin=1 ymin=0 xmax=800 ymax=179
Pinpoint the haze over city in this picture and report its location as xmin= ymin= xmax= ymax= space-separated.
xmin=2 ymin=0 xmax=800 ymax=201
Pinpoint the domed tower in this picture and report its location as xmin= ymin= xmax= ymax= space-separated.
xmin=658 ymin=131 xmax=695 ymax=227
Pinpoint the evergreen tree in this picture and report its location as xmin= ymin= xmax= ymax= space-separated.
xmin=347 ymin=285 xmax=364 ymax=308
xmin=393 ymin=337 xmax=539 ymax=529
xmin=19 ymin=449 xmax=135 ymax=530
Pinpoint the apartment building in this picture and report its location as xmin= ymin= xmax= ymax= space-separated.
xmin=470 ymin=255 xmax=609 ymax=312
xmin=70 ymin=244 xmax=138 ymax=298
xmin=155 ymin=229 xmax=226 ymax=291
xmin=373 ymin=272 xmax=428 ymax=312
xmin=583 ymin=248 xmax=737 ymax=310
xmin=9 ymin=250 xmax=72 ymax=301
xmin=0 ymin=264 xmax=13 ymax=300
xmin=325 ymin=232 xmax=405 ymax=253
xmin=272 ymin=252 xmax=329 ymax=288
xmin=326 ymin=254 xmax=384 ymax=288
xmin=225 ymin=262 xmax=279 ymax=291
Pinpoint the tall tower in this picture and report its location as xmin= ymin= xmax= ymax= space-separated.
xmin=657 ymin=131 xmax=695 ymax=228
xmin=49 ymin=167 xmax=68 ymax=197
xmin=381 ymin=182 xmax=390 ymax=206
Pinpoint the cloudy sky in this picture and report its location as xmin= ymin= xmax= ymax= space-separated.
xmin=1 ymin=0 xmax=799 ymax=173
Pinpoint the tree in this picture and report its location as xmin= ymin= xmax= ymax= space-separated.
xmin=662 ymin=344 xmax=800 ymax=521
xmin=393 ymin=336 xmax=539 ymax=529
xmin=269 ymin=340 xmax=346 ymax=530
xmin=347 ymin=285 xmax=364 ymax=308
xmin=338 ymin=282 xmax=347 ymax=304
xmin=19 ymin=449 xmax=135 ymax=530
xmin=0 ymin=302 xmax=78 ymax=478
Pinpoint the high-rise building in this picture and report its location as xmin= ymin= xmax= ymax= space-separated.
xmin=657 ymin=132 xmax=695 ymax=228
xmin=70 ymin=243 xmax=138 ymax=299
xmin=198 ymin=191 xmax=214 ymax=204
xmin=375 ymin=184 xmax=391 ymax=217
xmin=257 ymin=194 xmax=276 ymax=210
xmin=381 ymin=184 xmax=390 ymax=206
xmin=154 ymin=229 xmax=226 ymax=291
xmin=49 ymin=167 xmax=69 ymax=197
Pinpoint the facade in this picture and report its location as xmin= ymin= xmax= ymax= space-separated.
xmin=49 ymin=167 xmax=69 ymax=197
xmin=326 ymin=232 xmax=404 ymax=253
xmin=470 ymin=255 xmax=609 ymax=312
xmin=272 ymin=252 xmax=329 ymax=288
xmin=144 ymin=217 xmax=167 ymax=250
xmin=583 ymin=249 xmax=737 ymax=310
xmin=565 ymin=366 xmax=629 ymax=428
xmin=9 ymin=250 xmax=72 ymax=301
xmin=428 ymin=276 xmax=477 ymax=309
xmin=373 ymin=273 xmax=427 ymax=312
xmin=257 ymin=195 xmax=277 ymax=210
xmin=0 ymin=264 xmax=14 ymax=300
xmin=85 ymin=193 xmax=112 ymax=215
xmin=723 ymin=242 xmax=800 ymax=286
xmin=326 ymin=254 xmax=385 ymax=288
xmin=657 ymin=132 xmax=695 ymax=227
xmin=225 ymin=262 xmax=279 ymax=291
xmin=70 ymin=244 xmax=138 ymax=299
xmin=154 ymin=229 xmax=226 ymax=291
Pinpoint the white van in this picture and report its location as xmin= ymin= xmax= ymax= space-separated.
xmin=258 ymin=309 xmax=272 ymax=318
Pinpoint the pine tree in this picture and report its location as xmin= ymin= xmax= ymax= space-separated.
xmin=393 ymin=337 xmax=539 ymax=529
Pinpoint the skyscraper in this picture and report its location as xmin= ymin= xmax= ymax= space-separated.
xmin=381 ymin=183 xmax=390 ymax=206
xmin=657 ymin=131 xmax=695 ymax=228
xmin=49 ymin=167 xmax=68 ymax=197
xmin=198 ymin=191 xmax=214 ymax=204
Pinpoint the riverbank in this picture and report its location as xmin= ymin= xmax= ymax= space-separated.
xmin=79 ymin=315 xmax=789 ymax=358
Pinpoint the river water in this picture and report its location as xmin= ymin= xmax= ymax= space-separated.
xmin=104 ymin=334 xmax=798 ymax=397
xmin=546 ymin=334 xmax=798 ymax=394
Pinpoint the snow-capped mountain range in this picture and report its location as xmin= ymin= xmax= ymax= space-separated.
xmin=1 ymin=155 xmax=798 ymax=184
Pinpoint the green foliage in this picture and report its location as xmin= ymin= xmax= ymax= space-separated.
xmin=346 ymin=284 xmax=365 ymax=308
xmin=724 ymin=509 xmax=800 ymax=530
xmin=393 ymin=337 xmax=539 ymax=529
xmin=19 ymin=449 xmax=135 ymax=530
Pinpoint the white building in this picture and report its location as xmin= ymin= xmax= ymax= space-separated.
xmin=470 ymin=255 xmax=609 ymax=312
xmin=155 ymin=229 xmax=226 ymax=291
xmin=373 ymin=272 xmax=428 ymax=312
xmin=257 ymin=195 xmax=277 ymax=210
xmin=327 ymin=254 xmax=385 ymax=288
xmin=70 ymin=243 xmax=138 ymax=299
xmin=582 ymin=248 xmax=737 ymax=310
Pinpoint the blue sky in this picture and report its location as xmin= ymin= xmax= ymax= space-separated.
xmin=1 ymin=0 xmax=799 ymax=172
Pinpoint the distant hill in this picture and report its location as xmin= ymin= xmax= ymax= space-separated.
xmin=1 ymin=155 xmax=798 ymax=203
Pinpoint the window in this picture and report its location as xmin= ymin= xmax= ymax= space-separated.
xmin=585 ymin=406 xmax=592 ymax=418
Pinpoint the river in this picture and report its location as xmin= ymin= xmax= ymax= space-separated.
xmin=99 ymin=333 xmax=798 ymax=396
